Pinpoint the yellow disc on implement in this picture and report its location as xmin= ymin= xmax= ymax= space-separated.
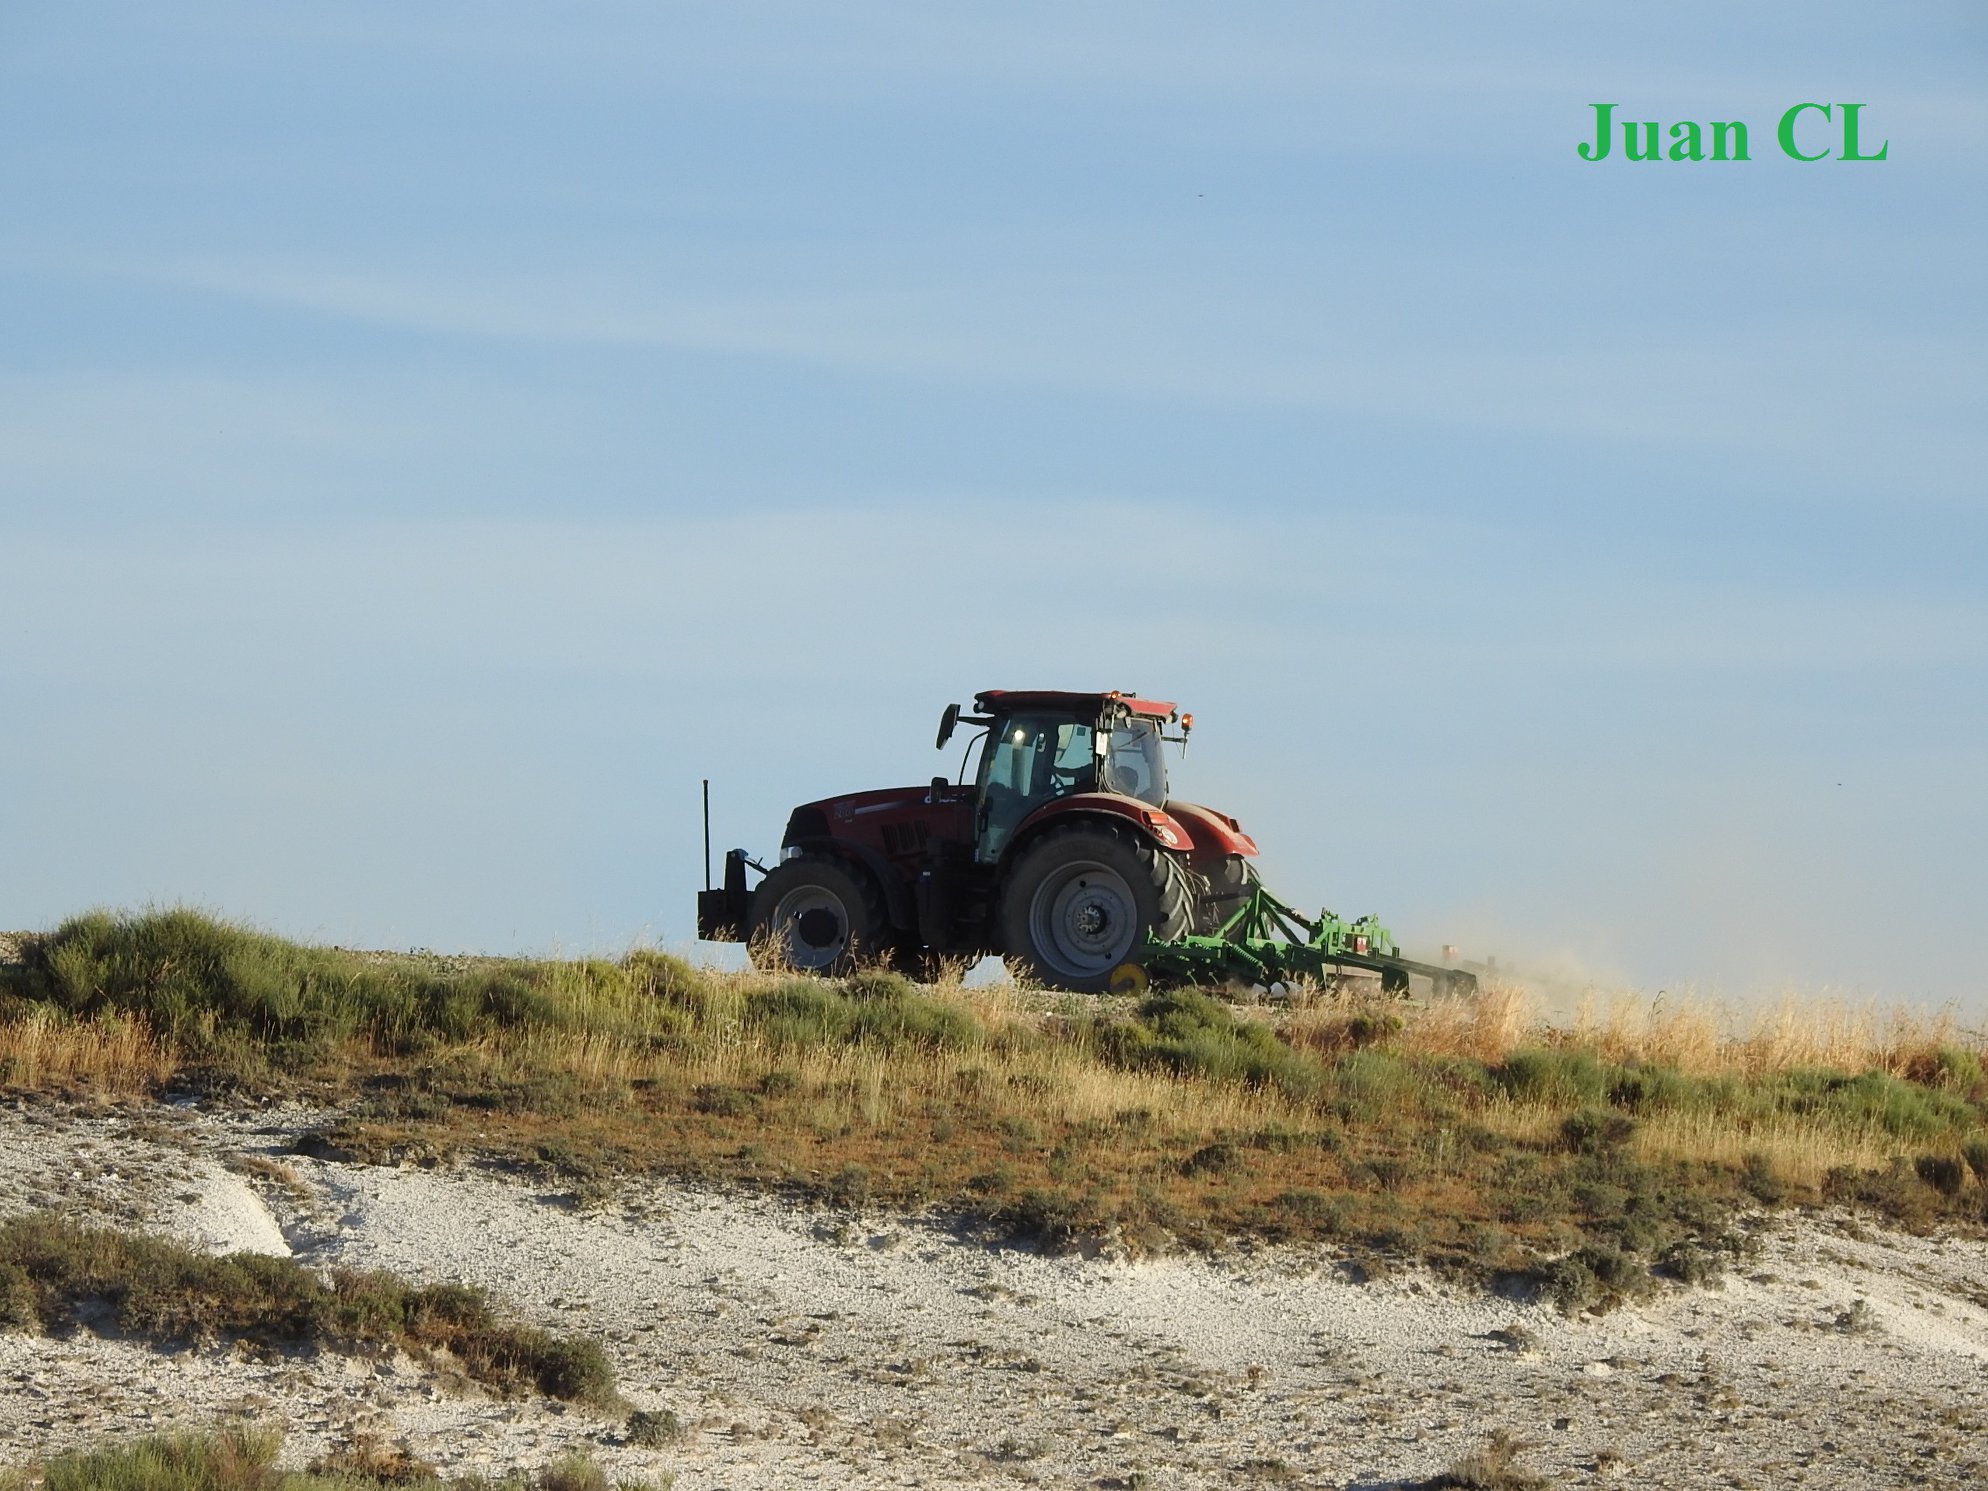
xmin=1107 ymin=962 xmax=1149 ymax=997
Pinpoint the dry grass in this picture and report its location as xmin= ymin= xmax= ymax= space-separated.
xmin=0 ymin=1007 xmax=175 ymax=1092
xmin=1558 ymin=987 xmax=1981 ymax=1080
xmin=1291 ymin=980 xmax=1535 ymax=1066
xmin=1632 ymin=1106 xmax=1915 ymax=1187
xmin=1359 ymin=978 xmax=1987 ymax=1087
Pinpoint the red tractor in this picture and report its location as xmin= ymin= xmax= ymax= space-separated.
xmin=698 ymin=690 xmax=1262 ymax=992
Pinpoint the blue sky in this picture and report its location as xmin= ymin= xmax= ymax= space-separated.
xmin=2 ymin=3 xmax=1983 ymax=1005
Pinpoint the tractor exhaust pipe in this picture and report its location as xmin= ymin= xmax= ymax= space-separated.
xmin=702 ymin=778 xmax=712 ymax=893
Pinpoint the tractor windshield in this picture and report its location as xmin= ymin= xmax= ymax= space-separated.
xmin=1098 ymin=718 xmax=1167 ymax=808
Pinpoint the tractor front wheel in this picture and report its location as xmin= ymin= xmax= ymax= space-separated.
xmin=748 ymin=856 xmax=888 ymax=976
xmin=1000 ymin=823 xmax=1193 ymax=993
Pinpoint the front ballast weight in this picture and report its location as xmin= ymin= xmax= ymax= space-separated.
xmin=1109 ymin=880 xmax=1479 ymax=999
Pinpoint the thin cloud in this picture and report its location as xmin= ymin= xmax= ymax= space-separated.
xmin=19 ymin=255 xmax=1980 ymax=497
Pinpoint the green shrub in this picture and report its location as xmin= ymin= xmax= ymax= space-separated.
xmin=692 ymin=1084 xmax=758 ymax=1117
xmin=1739 ymin=1151 xmax=1788 ymax=1205
xmin=22 ymin=909 xmax=569 ymax=1061
xmin=842 ymin=969 xmax=917 ymax=1002
xmin=1108 ymin=990 xmax=1321 ymax=1098
xmin=1822 ymin=1159 xmax=1942 ymax=1227
xmin=16 ymin=1427 xmax=640 ymax=1491
xmin=538 ymin=1457 xmax=608 ymax=1491
xmin=1963 ymin=1136 xmax=1988 ymax=1190
xmin=499 ymin=1331 xmax=617 ymax=1404
xmin=748 ymin=981 xmax=853 ymax=1045
xmin=624 ymin=1409 xmax=686 ymax=1448
xmin=1544 ymin=1243 xmax=1644 ymax=1315
xmin=1180 ymin=1142 xmax=1241 ymax=1177
xmin=1560 ymin=1108 xmax=1636 ymax=1154
xmin=1366 ymin=1153 xmax=1422 ymax=1192
xmin=1605 ymin=1063 xmax=1690 ymax=1113
xmin=1911 ymin=1045 xmax=1984 ymax=1091
xmin=1326 ymin=1047 xmax=1420 ymax=1123
xmin=621 ymin=949 xmax=708 ymax=1000
xmin=1783 ymin=1068 xmax=1971 ymax=1140
xmin=826 ymin=1163 xmax=873 ymax=1207
xmin=848 ymin=988 xmax=977 ymax=1051
xmin=0 ymin=1261 xmax=38 ymax=1331
xmin=1914 ymin=1153 xmax=1966 ymax=1197
xmin=759 ymin=1069 xmax=801 ymax=1097
xmin=1272 ymin=1188 xmax=1341 ymax=1226
xmin=743 ymin=977 xmax=976 ymax=1052
xmin=1425 ymin=1429 xmax=1548 ymax=1490
xmin=1658 ymin=1239 xmax=1725 ymax=1286
xmin=1494 ymin=1048 xmax=1609 ymax=1106
xmin=41 ymin=1426 xmax=283 ymax=1491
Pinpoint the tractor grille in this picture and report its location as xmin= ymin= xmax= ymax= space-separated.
xmin=881 ymin=819 xmax=932 ymax=857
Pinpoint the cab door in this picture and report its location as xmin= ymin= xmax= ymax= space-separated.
xmin=973 ymin=715 xmax=1096 ymax=863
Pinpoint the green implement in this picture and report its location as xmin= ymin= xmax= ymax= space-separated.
xmin=1109 ymin=880 xmax=1478 ymax=998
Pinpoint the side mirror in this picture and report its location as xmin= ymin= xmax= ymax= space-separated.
xmin=935 ymin=702 xmax=961 ymax=750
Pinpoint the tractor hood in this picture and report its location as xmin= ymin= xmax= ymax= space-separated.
xmin=781 ymin=785 xmax=965 ymax=848
xmin=781 ymin=786 xmax=1258 ymax=861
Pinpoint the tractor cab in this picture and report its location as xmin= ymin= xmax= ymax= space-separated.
xmin=945 ymin=693 xmax=1177 ymax=863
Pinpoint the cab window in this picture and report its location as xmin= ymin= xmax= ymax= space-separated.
xmin=975 ymin=715 xmax=1096 ymax=860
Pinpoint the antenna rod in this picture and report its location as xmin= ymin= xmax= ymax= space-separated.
xmin=702 ymin=779 xmax=712 ymax=892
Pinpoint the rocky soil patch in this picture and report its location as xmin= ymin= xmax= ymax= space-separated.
xmin=3 ymin=1101 xmax=1987 ymax=1487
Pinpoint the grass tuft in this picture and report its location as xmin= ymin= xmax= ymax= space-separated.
xmin=0 ymin=1216 xmax=615 ymax=1407
xmin=1422 ymin=1429 xmax=1548 ymax=1489
xmin=13 ymin=1428 xmax=645 ymax=1491
xmin=42 ymin=1426 xmax=286 ymax=1491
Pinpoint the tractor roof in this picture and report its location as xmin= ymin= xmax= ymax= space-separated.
xmin=973 ymin=689 xmax=1177 ymax=721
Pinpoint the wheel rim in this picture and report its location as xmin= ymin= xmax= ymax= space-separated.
xmin=1027 ymin=857 xmax=1140 ymax=981
xmin=770 ymin=884 xmax=850 ymax=971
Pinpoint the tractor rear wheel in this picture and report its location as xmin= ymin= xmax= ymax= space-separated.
xmin=748 ymin=855 xmax=888 ymax=976
xmin=999 ymin=823 xmax=1193 ymax=993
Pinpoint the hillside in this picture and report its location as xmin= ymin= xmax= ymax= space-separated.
xmin=1 ymin=911 xmax=1986 ymax=1486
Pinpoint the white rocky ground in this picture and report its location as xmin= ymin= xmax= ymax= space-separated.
xmin=2 ymin=1099 xmax=1986 ymax=1489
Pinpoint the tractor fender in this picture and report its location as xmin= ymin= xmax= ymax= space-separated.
xmin=1006 ymin=794 xmax=1194 ymax=860
xmin=780 ymin=837 xmax=917 ymax=936
xmin=1162 ymin=801 xmax=1260 ymax=858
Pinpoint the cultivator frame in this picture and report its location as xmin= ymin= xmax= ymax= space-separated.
xmin=1108 ymin=880 xmax=1478 ymax=998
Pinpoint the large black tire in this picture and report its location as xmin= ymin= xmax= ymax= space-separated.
xmin=999 ymin=822 xmax=1193 ymax=993
xmin=747 ymin=855 xmax=889 ymax=976
xmin=1191 ymin=854 xmax=1260 ymax=937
